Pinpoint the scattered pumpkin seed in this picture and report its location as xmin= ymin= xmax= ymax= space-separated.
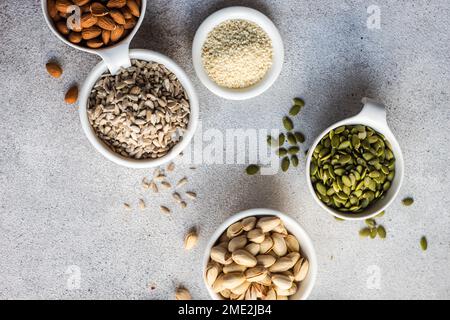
xmin=289 ymin=104 xmax=301 ymax=116
xmin=281 ymin=157 xmax=290 ymax=172
xmin=402 ymin=197 xmax=414 ymax=206
xmin=288 ymin=146 xmax=300 ymax=155
xmin=294 ymin=132 xmax=305 ymax=143
xmin=291 ymin=155 xmax=299 ymax=167
xmin=267 ymin=136 xmax=274 ymax=147
xmin=420 ymin=236 xmax=427 ymax=251
xmin=375 ymin=211 xmax=385 ymax=218
xmin=276 ymin=148 xmax=288 ymax=157
xmin=283 ymin=117 xmax=294 ymax=131
xmin=359 ymin=228 xmax=370 ymax=238
xmin=293 ymin=97 xmax=305 ymax=107
xmin=278 ymin=133 xmax=285 ymax=146
xmin=246 ymin=165 xmax=260 ymax=175
xmin=377 ymin=225 xmax=386 ymax=239
xmin=365 ymin=219 xmax=376 ymax=228
xmin=370 ymin=228 xmax=377 ymax=239
xmin=287 ymin=132 xmax=297 ymax=145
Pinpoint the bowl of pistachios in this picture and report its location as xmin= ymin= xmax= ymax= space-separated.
xmin=203 ymin=208 xmax=317 ymax=300
xmin=306 ymin=98 xmax=405 ymax=221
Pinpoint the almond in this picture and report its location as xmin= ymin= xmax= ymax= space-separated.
xmin=110 ymin=24 xmax=124 ymax=42
xmin=97 ymin=15 xmax=116 ymax=31
xmin=82 ymin=26 xmax=102 ymax=40
xmin=65 ymin=85 xmax=78 ymax=104
xmin=102 ymin=30 xmax=111 ymax=45
xmin=68 ymin=32 xmax=82 ymax=43
xmin=81 ymin=13 xmax=98 ymax=28
xmin=55 ymin=0 xmax=72 ymax=13
xmin=126 ymin=0 xmax=140 ymax=17
xmin=106 ymin=0 xmax=127 ymax=8
xmin=72 ymin=0 xmax=90 ymax=6
xmin=56 ymin=21 xmax=70 ymax=35
xmin=45 ymin=62 xmax=63 ymax=78
xmin=90 ymin=2 xmax=109 ymax=16
xmin=86 ymin=38 xmax=104 ymax=48
xmin=110 ymin=10 xmax=125 ymax=24
xmin=123 ymin=17 xmax=136 ymax=30
xmin=47 ymin=0 xmax=58 ymax=19
xmin=121 ymin=6 xmax=132 ymax=19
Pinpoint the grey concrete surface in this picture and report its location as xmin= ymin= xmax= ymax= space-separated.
xmin=0 ymin=0 xmax=449 ymax=300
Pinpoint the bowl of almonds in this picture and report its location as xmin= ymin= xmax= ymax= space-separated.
xmin=42 ymin=0 xmax=146 ymax=74
xmin=203 ymin=209 xmax=317 ymax=300
xmin=78 ymin=49 xmax=199 ymax=168
xmin=306 ymin=98 xmax=405 ymax=221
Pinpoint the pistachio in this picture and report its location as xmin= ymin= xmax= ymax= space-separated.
xmin=257 ymin=274 xmax=272 ymax=287
xmin=271 ymin=274 xmax=293 ymax=290
xmin=227 ymin=221 xmax=244 ymax=238
xmin=220 ymin=289 xmax=231 ymax=299
xmin=259 ymin=236 xmax=274 ymax=254
xmin=293 ymin=258 xmax=309 ymax=281
xmin=256 ymin=216 xmax=281 ymax=233
xmin=175 ymin=287 xmax=191 ymax=300
xmin=245 ymin=284 xmax=258 ymax=300
xmin=242 ymin=217 xmax=257 ymax=231
xmin=228 ymin=235 xmax=248 ymax=252
xmin=272 ymin=223 xmax=288 ymax=236
xmin=232 ymin=249 xmax=257 ymax=267
xmin=205 ymin=262 xmax=221 ymax=286
xmin=223 ymin=262 xmax=247 ymax=274
xmin=245 ymin=243 xmax=261 ymax=256
xmin=247 ymin=228 xmax=265 ymax=243
xmin=184 ymin=230 xmax=198 ymax=250
xmin=221 ymin=272 xmax=247 ymax=290
xmin=269 ymin=253 xmax=299 ymax=273
xmin=271 ymin=233 xmax=288 ymax=256
xmin=245 ymin=266 xmax=268 ymax=282
xmin=230 ymin=281 xmax=251 ymax=295
xmin=256 ymin=254 xmax=276 ymax=268
xmin=211 ymin=246 xmax=232 ymax=265
xmin=285 ymin=234 xmax=300 ymax=252
xmin=263 ymin=288 xmax=277 ymax=300
xmin=274 ymin=282 xmax=297 ymax=296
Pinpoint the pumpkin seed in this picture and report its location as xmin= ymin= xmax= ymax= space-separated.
xmin=291 ymin=155 xmax=299 ymax=167
xmin=377 ymin=225 xmax=386 ymax=239
xmin=293 ymin=97 xmax=305 ymax=107
xmin=359 ymin=228 xmax=370 ymax=238
xmin=287 ymin=132 xmax=297 ymax=145
xmin=246 ymin=165 xmax=260 ymax=175
xmin=365 ymin=219 xmax=376 ymax=228
xmin=281 ymin=157 xmax=290 ymax=172
xmin=267 ymin=136 xmax=274 ymax=147
xmin=277 ymin=148 xmax=288 ymax=157
xmin=278 ymin=133 xmax=285 ymax=146
xmin=288 ymin=146 xmax=300 ymax=155
xmin=420 ymin=236 xmax=428 ymax=251
xmin=295 ymin=132 xmax=305 ymax=143
xmin=402 ymin=197 xmax=414 ymax=206
xmin=283 ymin=117 xmax=294 ymax=131
xmin=289 ymin=104 xmax=301 ymax=116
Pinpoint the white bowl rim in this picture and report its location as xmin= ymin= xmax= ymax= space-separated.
xmin=78 ymin=49 xmax=199 ymax=169
xmin=202 ymin=208 xmax=318 ymax=300
xmin=305 ymin=98 xmax=405 ymax=221
xmin=192 ymin=6 xmax=284 ymax=100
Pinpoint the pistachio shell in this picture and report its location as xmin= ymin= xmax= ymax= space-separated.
xmin=221 ymin=272 xmax=246 ymax=289
xmin=230 ymin=280 xmax=250 ymax=295
xmin=272 ymin=233 xmax=288 ymax=256
xmin=211 ymin=246 xmax=232 ymax=265
xmin=217 ymin=241 xmax=229 ymax=248
xmin=259 ymin=236 xmax=274 ymax=254
xmin=256 ymin=274 xmax=272 ymax=286
xmin=212 ymin=274 xmax=226 ymax=293
xmin=269 ymin=254 xmax=298 ymax=273
xmin=247 ymin=228 xmax=265 ymax=243
xmin=275 ymin=282 xmax=297 ymax=296
xmin=245 ymin=284 xmax=258 ymax=300
xmin=229 ymin=292 xmax=245 ymax=300
xmin=293 ymin=257 xmax=309 ymax=281
xmin=272 ymin=223 xmax=288 ymax=235
xmin=285 ymin=234 xmax=300 ymax=252
xmin=219 ymin=233 xmax=229 ymax=243
xmin=241 ymin=217 xmax=257 ymax=231
xmin=256 ymin=217 xmax=281 ymax=233
xmin=263 ymin=288 xmax=277 ymax=300
xmin=223 ymin=262 xmax=247 ymax=274
xmin=271 ymin=274 xmax=293 ymax=290
xmin=245 ymin=266 xmax=268 ymax=282
xmin=277 ymin=295 xmax=289 ymax=300
xmin=220 ymin=289 xmax=231 ymax=299
xmin=256 ymin=254 xmax=276 ymax=268
xmin=228 ymin=235 xmax=247 ymax=252
xmin=227 ymin=221 xmax=244 ymax=238
xmin=232 ymin=249 xmax=257 ymax=267
xmin=245 ymin=243 xmax=260 ymax=256
xmin=205 ymin=262 xmax=221 ymax=286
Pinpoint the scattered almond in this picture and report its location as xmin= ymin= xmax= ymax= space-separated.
xmin=64 ymin=85 xmax=79 ymax=104
xmin=45 ymin=62 xmax=63 ymax=78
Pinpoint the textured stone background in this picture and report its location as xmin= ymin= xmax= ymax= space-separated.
xmin=0 ymin=0 xmax=449 ymax=299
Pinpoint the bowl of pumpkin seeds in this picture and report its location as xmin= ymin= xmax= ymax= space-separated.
xmin=306 ymin=98 xmax=404 ymax=220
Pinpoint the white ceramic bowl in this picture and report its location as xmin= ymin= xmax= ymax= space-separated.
xmin=78 ymin=49 xmax=199 ymax=169
xmin=42 ymin=0 xmax=147 ymax=74
xmin=192 ymin=6 xmax=284 ymax=100
xmin=306 ymin=98 xmax=405 ymax=221
xmin=203 ymin=208 xmax=317 ymax=300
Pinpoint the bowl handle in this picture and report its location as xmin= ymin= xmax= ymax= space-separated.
xmin=358 ymin=97 xmax=388 ymax=126
xmin=97 ymin=42 xmax=131 ymax=75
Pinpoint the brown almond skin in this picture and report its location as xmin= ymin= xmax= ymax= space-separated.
xmin=121 ymin=6 xmax=132 ymax=19
xmin=86 ymin=38 xmax=104 ymax=48
xmin=123 ymin=18 xmax=136 ymax=30
xmin=56 ymin=21 xmax=69 ymax=35
xmin=68 ymin=32 xmax=82 ymax=43
xmin=102 ymin=30 xmax=111 ymax=45
xmin=110 ymin=10 xmax=126 ymax=24
xmin=126 ymin=0 xmax=140 ymax=17
xmin=72 ymin=0 xmax=90 ymax=6
xmin=90 ymin=2 xmax=109 ymax=16
xmin=47 ymin=0 xmax=58 ymax=18
xmin=46 ymin=62 xmax=63 ymax=78
xmin=110 ymin=24 xmax=124 ymax=42
xmin=55 ymin=0 xmax=72 ymax=13
xmin=65 ymin=86 xmax=78 ymax=104
xmin=107 ymin=0 xmax=127 ymax=8
xmin=97 ymin=15 xmax=116 ymax=31
xmin=82 ymin=26 xmax=102 ymax=40
xmin=81 ymin=13 xmax=98 ymax=28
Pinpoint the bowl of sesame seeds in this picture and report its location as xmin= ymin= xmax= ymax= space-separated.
xmin=192 ymin=6 xmax=284 ymax=100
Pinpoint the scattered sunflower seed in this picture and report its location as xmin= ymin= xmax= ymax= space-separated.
xmin=123 ymin=203 xmax=131 ymax=211
xmin=161 ymin=181 xmax=172 ymax=190
xmin=420 ymin=236 xmax=428 ymax=251
xmin=167 ymin=162 xmax=175 ymax=172
xmin=246 ymin=165 xmax=260 ymax=175
xmin=283 ymin=116 xmax=294 ymax=131
xmin=138 ymin=199 xmax=146 ymax=210
xmin=180 ymin=201 xmax=187 ymax=208
xmin=186 ymin=192 xmax=197 ymax=200
xmin=160 ymin=206 xmax=170 ymax=214
xmin=154 ymin=174 xmax=166 ymax=182
xmin=402 ymin=197 xmax=414 ymax=206
xmin=377 ymin=225 xmax=386 ymax=239
xmin=172 ymin=192 xmax=182 ymax=203
xmin=176 ymin=177 xmax=188 ymax=188
xmin=149 ymin=181 xmax=158 ymax=193
xmin=281 ymin=157 xmax=290 ymax=172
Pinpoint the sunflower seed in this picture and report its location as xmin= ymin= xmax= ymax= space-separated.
xmin=138 ymin=199 xmax=146 ymax=210
xmin=123 ymin=203 xmax=131 ymax=210
xmin=160 ymin=206 xmax=170 ymax=214
xmin=161 ymin=181 xmax=172 ymax=190
xmin=185 ymin=192 xmax=197 ymax=200
xmin=149 ymin=181 xmax=158 ymax=193
xmin=176 ymin=177 xmax=188 ymax=188
xmin=172 ymin=192 xmax=182 ymax=203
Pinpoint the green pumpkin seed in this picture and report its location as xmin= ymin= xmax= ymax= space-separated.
xmin=267 ymin=136 xmax=275 ymax=147
xmin=287 ymin=132 xmax=297 ymax=145
xmin=288 ymin=146 xmax=300 ymax=155
xmin=277 ymin=148 xmax=287 ymax=157
xmin=291 ymin=155 xmax=299 ymax=167
xmin=283 ymin=117 xmax=294 ymax=131
xmin=365 ymin=219 xmax=376 ymax=228
xmin=246 ymin=165 xmax=260 ymax=175
xmin=281 ymin=157 xmax=290 ymax=172
xmin=377 ymin=226 xmax=386 ymax=239
xmin=402 ymin=197 xmax=414 ymax=206
xmin=289 ymin=104 xmax=301 ymax=116
xmin=420 ymin=236 xmax=428 ymax=251
xmin=370 ymin=228 xmax=377 ymax=239
xmin=278 ymin=133 xmax=285 ymax=146
xmin=293 ymin=97 xmax=305 ymax=107
xmin=375 ymin=211 xmax=385 ymax=218
xmin=295 ymin=132 xmax=305 ymax=143
xmin=359 ymin=228 xmax=371 ymax=238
